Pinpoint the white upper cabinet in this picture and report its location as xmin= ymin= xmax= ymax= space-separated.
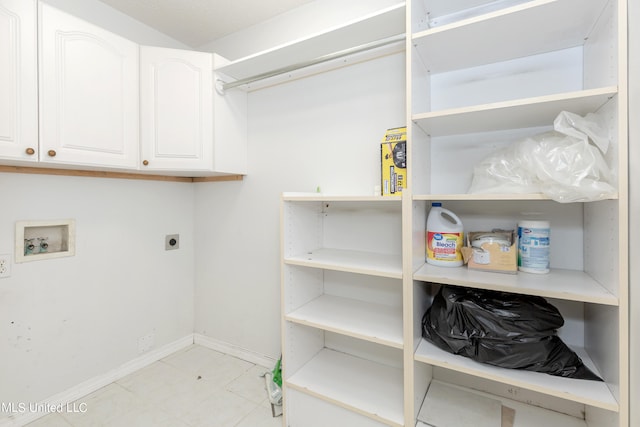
xmin=0 ymin=0 xmax=38 ymax=162
xmin=38 ymin=3 xmax=139 ymax=169
xmin=139 ymin=46 xmax=214 ymax=172
xmin=1 ymin=2 xmax=246 ymax=177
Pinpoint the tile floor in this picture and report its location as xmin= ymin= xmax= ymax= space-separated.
xmin=25 ymin=345 xmax=283 ymax=427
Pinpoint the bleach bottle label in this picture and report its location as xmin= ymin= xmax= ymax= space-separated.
xmin=427 ymin=232 xmax=463 ymax=263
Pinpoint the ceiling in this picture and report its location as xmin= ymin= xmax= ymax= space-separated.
xmin=98 ymin=0 xmax=314 ymax=48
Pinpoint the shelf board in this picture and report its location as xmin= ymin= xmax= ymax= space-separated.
xmin=282 ymin=192 xmax=401 ymax=202
xmin=286 ymin=295 xmax=403 ymax=349
xmin=413 ymin=264 xmax=618 ymax=306
xmin=216 ymin=3 xmax=405 ymax=81
xmin=413 ymin=192 xmax=619 ymax=201
xmin=412 ymin=0 xmax=609 ymax=73
xmin=414 ymin=193 xmax=551 ymax=201
xmin=285 ymin=248 xmax=403 ymax=279
xmin=415 ymin=380 xmax=587 ymax=427
xmin=286 ymin=348 xmax=404 ymax=426
xmin=412 ymin=87 xmax=618 ymax=137
xmin=415 ymin=339 xmax=618 ymax=411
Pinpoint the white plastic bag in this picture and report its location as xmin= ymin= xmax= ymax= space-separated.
xmin=468 ymin=111 xmax=616 ymax=202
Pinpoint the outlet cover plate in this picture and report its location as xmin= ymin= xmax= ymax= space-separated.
xmin=165 ymin=234 xmax=179 ymax=250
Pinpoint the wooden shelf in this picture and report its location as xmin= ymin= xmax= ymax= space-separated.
xmin=415 ymin=339 xmax=618 ymax=411
xmin=216 ymin=3 xmax=405 ymax=81
xmin=286 ymin=348 xmax=404 ymax=427
xmin=412 ymin=87 xmax=618 ymax=137
xmin=285 ymin=248 xmax=403 ymax=279
xmin=286 ymin=294 xmax=403 ymax=349
xmin=412 ymin=0 xmax=609 ymax=73
xmin=0 ymin=165 xmax=243 ymax=183
xmin=413 ymin=264 xmax=618 ymax=306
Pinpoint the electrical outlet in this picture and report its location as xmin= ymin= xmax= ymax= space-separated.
xmin=165 ymin=234 xmax=179 ymax=250
xmin=0 ymin=254 xmax=11 ymax=278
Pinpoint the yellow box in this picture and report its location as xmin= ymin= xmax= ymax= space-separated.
xmin=381 ymin=127 xmax=407 ymax=196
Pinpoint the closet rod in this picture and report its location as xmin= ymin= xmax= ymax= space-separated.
xmin=220 ymin=33 xmax=406 ymax=91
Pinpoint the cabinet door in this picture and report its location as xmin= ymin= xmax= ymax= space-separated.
xmin=140 ymin=46 xmax=213 ymax=171
xmin=39 ymin=3 xmax=138 ymax=169
xmin=0 ymin=0 xmax=37 ymax=162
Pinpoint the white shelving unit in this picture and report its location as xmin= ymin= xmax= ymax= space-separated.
xmin=408 ymin=1 xmax=628 ymax=427
xmin=281 ymin=194 xmax=404 ymax=426
xmin=281 ymin=1 xmax=629 ymax=426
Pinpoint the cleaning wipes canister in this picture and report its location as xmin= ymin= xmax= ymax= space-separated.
xmin=426 ymin=203 xmax=464 ymax=267
xmin=517 ymin=220 xmax=550 ymax=274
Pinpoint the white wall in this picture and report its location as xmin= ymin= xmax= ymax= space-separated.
xmin=199 ymin=0 xmax=402 ymax=60
xmin=194 ymin=51 xmax=406 ymax=359
xmin=0 ymin=0 xmax=193 ymax=416
xmin=0 ymin=174 xmax=195 ymax=408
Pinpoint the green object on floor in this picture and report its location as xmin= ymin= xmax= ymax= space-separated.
xmin=272 ymin=356 xmax=282 ymax=388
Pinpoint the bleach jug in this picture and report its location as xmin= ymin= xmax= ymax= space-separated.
xmin=426 ymin=202 xmax=464 ymax=267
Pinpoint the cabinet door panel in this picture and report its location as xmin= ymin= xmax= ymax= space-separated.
xmin=0 ymin=0 xmax=37 ymax=162
xmin=140 ymin=46 xmax=213 ymax=171
xmin=39 ymin=3 xmax=138 ymax=169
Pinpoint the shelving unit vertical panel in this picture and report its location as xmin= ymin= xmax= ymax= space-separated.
xmin=584 ymin=201 xmax=619 ymax=296
xmin=282 ymin=199 xmax=323 ymax=258
xmin=408 ymin=0 xmax=432 ymax=200
xmin=411 ymin=280 xmax=432 ymax=423
xmin=411 ymin=200 xmax=427 ymax=273
xmin=584 ymin=304 xmax=620 ymax=400
xmin=281 ymin=198 xmax=323 ymax=427
xmin=627 ymin=1 xmax=640 ymax=425
xmin=283 ymin=322 xmax=324 ymax=378
xmin=410 ymin=43 xmax=432 ymax=116
xmin=614 ymin=1 xmax=629 ymax=426
xmin=402 ymin=191 xmax=417 ymax=425
xmin=597 ymin=98 xmax=621 ymax=191
xmin=583 ymin=0 xmax=619 ymax=89
xmin=410 ymin=126 xmax=431 ymax=196
xmin=283 ymin=265 xmax=324 ymax=314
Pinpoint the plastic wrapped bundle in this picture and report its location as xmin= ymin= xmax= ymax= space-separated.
xmin=468 ymin=111 xmax=616 ymax=202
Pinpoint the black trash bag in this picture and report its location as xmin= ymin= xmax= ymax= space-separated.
xmin=422 ymin=286 xmax=602 ymax=381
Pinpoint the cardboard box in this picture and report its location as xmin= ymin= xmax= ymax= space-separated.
xmin=381 ymin=127 xmax=407 ymax=196
xmin=462 ymin=230 xmax=517 ymax=274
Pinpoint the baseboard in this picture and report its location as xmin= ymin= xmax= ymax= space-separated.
xmin=0 ymin=334 xmax=194 ymax=427
xmin=194 ymin=333 xmax=277 ymax=369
